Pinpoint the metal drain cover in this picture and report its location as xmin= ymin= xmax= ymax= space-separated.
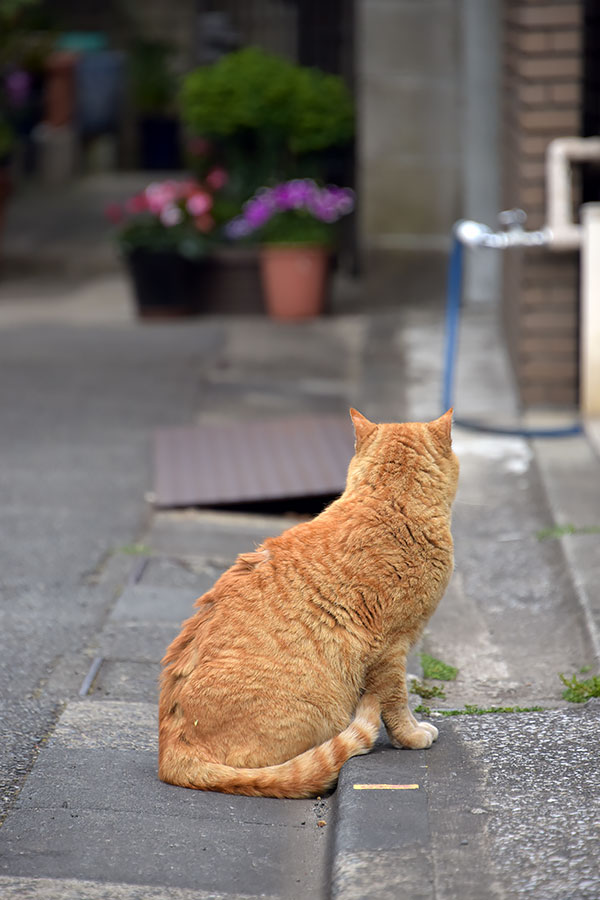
xmin=153 ymin=415 xmax=354 ymax=508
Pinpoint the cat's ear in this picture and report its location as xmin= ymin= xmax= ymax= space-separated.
xmin=349 ymin=408 xmax=377 ymax=449
xmin=428 ymin=408 xmax=453 ymax=446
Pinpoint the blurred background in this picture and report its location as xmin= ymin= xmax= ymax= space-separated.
xmin=1 ymin=6 xmax=600 ymax=894
xmin=0 ymin=0 xmax=598 ymax=410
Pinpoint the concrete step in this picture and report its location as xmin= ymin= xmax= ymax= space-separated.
xmin=0 ymin=700 xmax=330 ymax=899
xmin=421 ymin=429 xmax=597 ymax=712
xmin=330 ymin=700 xmax=600 ymax=900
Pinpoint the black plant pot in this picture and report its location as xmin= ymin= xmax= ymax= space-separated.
xmin=124 ymin=249 xmax=196 ymax=319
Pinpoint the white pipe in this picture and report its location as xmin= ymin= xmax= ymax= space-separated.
xmin=546 ymin=137 xmax=600 ymax=250
xmin=580 ymin=203 xmax=600 ymax=416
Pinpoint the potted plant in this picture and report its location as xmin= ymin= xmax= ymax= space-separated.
xmin=106 ymin=177 xmax=219 ymax=318
xmin=225 ymin=178 xmax=354 ymax=319
xmin=180 ymin=47 xmax=354 ymax=206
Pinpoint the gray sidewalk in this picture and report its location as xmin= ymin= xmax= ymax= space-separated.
xmin=0 ymin=264 xmax=599 ymax=899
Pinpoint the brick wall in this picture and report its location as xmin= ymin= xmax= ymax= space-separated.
xmin=502 ymin=0 xmax=583 ymax=408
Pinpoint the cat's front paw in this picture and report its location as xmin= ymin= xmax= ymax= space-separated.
xmin=417 ymin=721 xmax=438 ymax=741
xmin=390 ymin=723 xmax=437 ymax=750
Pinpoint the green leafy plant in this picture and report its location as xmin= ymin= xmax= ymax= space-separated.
xmin=130 ymin=40 xmax=176 ymax=115
xmin=420 ymin=653 xmax=458 ymax=681
xmin=559 ymin=672 xmax=600 ymax=703
xmin=180 ymin=47 xmax=354 ymax=199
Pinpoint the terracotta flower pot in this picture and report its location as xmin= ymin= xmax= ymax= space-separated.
xmin=260 ymin=245 xmax=330 ymax=320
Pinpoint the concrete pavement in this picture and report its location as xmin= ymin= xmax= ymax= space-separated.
xmin=0 ymin=266 xmax=599 ymax=899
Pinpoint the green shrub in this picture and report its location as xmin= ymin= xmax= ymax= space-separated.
xmin=180 ymin=47 xmax=354 ymax=198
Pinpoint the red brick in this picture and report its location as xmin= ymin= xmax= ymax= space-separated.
xmin=515 ymin=56 xmax=581 ymax=79
xmin=517 ymin=159 xmax=546 ymax=180
xmin=515 ymin=83 xmax=550 ymax=104
xmin=513 ymin=31 xmax=552 ymax=52
xmin=520 ymin=384 xmax=577 ymax=407
xmin=516 ymin=134 xmax=553 ymax=156
xmin=521 ymin=285 xmax=578 ymax=307
xmin=518 ymin=108 xmax=579 ymax=131
xmin=518 ymin=184 xmax=546 ymax=206
xmin=507 ymin=5 xmax=582 ymax=28
xmin=520 ymin=337 xmax=577 ymax=355
xmin=521 ymin=310 xmax=578 ymax=332
xmin=518 ymin=361 xmax=576 ymax=380
xmin=551 ymin=29 xmax=581 ymax=52
xmin=549 ymin=82 xmax=580 ymax=104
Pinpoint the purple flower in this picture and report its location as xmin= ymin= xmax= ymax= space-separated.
xmin=244 ymin=199 xmax=273 ymax=228
xmin=225 ymin=217 xmax=252 ymax=239
xmin=225 ymin=179 xmax=354 ymax=240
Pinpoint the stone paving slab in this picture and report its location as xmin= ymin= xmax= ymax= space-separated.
xmin=134 ymin=556 xmax=224 ymax=590
xmin=422 ymin=429 xmax=596 ymax=710
xmin=48 ymin=700 xmax=157 ymax=751
xmin=534 ymin=434 xmax=600 ymax=661
xmin=0 ymin=877 xmax=277 ymax=900
xmin=14 ymin=746 xmax=325 ymax=828
xmin=109 ymin=585 xmax=203 ymax=623
xmin=94 ymin=622 xmax=182 ymax=665
xmin=0 ymin=807 xmax=321 ymax=896
xmin=90 ymin=660 xmax=160 ymax=703
xmin=1 ymin=701 xmax=330 ymax=898
xmin=145 ymin=511 xmax=292 ymax=562
xmin=332 ymin=702 xmax=600 ymax=900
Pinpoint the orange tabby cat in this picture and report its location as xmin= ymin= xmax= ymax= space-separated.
xmin=159 ymin=408 xmax=458 ymax=798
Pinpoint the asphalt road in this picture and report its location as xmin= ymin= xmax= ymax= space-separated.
xmin=1 ymin=276 xmax=599 ymax=899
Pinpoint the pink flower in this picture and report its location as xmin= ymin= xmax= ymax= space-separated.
xmin=187 ymin=137 xmax=213 ymax=157
xmin=160 ymin=205 xmax=183 ymax=227
xmin=104 ymin=202 xmax=123 ymax=224
xmin=187 ymin=191 xmax=213 ymax=216
xmin=194 ymin=213 xmax=214 ymax=233
xmin=146 ymin=181 xmax=179 ymax=213
xmin=205 ymin=167 xmax=228 ymax=191
xmin=126 ymin=194 xmax=148 ymax=214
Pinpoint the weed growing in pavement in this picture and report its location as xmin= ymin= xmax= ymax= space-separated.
xmin=410 ymin=679 xmax=446 ymax=700
xmin=420 ymin=653 xmax=458 ymax=681
xmin=536 ymin=523 xmax=600 ymax=540
xmin=559 ymin=672 xmax=600 ymax=703
xmin=415 ymin=704 xmax=544 ymax=717
xmin=117 ymin=543 xmax=153 ymax=555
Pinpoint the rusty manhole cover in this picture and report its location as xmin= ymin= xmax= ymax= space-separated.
xmin=153 ymin=415 xmax=354 ymax=508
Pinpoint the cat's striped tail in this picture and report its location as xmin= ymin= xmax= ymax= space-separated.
xmin=158 ymin=693 xmax=381 ymax=799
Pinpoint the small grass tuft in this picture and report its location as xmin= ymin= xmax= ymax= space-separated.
xmin=420 ymin=653 xmax=458 ymax=681
xmin=559 ymin=672 xmax=600 ymax=703
xmin=410 ymin=679 xmax=446 ymax=700
xmin=536 ymin=524 xmax=600 ymax=541
xmin=117 ymin=543 xmax=153 ymax=556
xmin=415 ymin=704 xmax=544 ymax=717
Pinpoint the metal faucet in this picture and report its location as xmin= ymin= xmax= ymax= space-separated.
xmin=454 ymin=208 xmax=550 ymax=249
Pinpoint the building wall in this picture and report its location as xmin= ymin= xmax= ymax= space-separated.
xmin=356 ymin=0 xmax=462 ymax=253
xmin=501 ymin=0 xmax=583 ymax=408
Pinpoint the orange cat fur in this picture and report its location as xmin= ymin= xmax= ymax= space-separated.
xmin=158 ymin=408 xmax=458 ymax=798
